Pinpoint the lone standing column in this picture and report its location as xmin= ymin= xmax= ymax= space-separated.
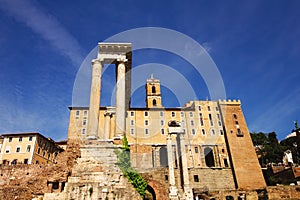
xmin=115 ymin=58 xmax=127 ymax=137
xmin=179 ymin=133 xmax=193 ymax=200
xmin=167 ymin=134 xmax=178 ymax=199
xmin=87 ymin=59 xmax=102 ymax=139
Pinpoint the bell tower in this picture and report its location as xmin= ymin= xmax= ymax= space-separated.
xmin=146 ymin=74 xmax=162 ymax=108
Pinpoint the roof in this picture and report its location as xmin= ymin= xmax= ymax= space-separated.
xmin=1 ymin=132 xmax=56 ymax=143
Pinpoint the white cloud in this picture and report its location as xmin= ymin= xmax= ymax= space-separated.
xmin=0 ymin=0 xmax=84 ymax=66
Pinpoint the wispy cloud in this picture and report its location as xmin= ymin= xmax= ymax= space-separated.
xmin=249 ymin=89 xmax=300 ymax=137
xmin=0 ymin=0 xmax=84 ymax=66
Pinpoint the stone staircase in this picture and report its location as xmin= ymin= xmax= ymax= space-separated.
xmin=43 ymin=140 xmax=142 ymax=200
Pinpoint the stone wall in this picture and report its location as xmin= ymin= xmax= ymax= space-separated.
xmin=267 ymin=185 xmax=300 ymax=199
xmin=0 ymin=142 xmax=80 ymax=200
xmin=189 ymin=168 xmax=236 ymax=192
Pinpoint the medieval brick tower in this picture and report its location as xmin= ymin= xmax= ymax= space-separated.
xmin=146 ymin=74 xmax=162 ymax=108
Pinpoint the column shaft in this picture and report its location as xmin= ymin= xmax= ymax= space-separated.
xmin=167 ymin=134 xmax=178 ymax=198
xmin=179 ymin=133 xmax=193 ymax=200
xmin=115 ymin=60 xmax=126 ymax=136
xmin=87 ymin=59 xmax=102 ymax=139
xmin=104 ymin=113 xmax=111 ymax=140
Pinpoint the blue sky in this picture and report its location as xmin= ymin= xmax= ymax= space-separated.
xmin=0 ymin=0 xmax=299 ymax=141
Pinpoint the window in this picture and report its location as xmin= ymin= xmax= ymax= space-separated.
xmin=9 ymin=137 xmax=12 ymax=142
xmin=181 ymin=120 xmax=185 ymax=126
xmin=224 ymin=159 xmax=229 ymax=167
xmin=211 ymin=129 xmax=215 ymax=135
xmin=145 ymin=129 xmax=149 ymax=135
xmin=189 ymin=112 xmax=193 ymax=117
xmin=48 ymin=153 xmax=51 ymax=159
xmin=130 ymin=111 xmax=134 ymax=116
xmin=192 ymin=129 xmax=196 ymax=135
xmin=76 ymin=110 xmax=80 ymax=116
xmin=235 ymin=121 xmax=239 ymax=125
xmin=160 ymin=120 xmax=164 ymax=126
xmin=130 ymin=120 xmax=134 ymax=126
xmin=217 ymin=114 xmax=220 ymax=120
xmin=222 ymin=148 xmax=225 ymax=153
xmin=82 ymin=128 xmax=86 ymax=134
xmin=24 ymin=159 xmax=28 ymax=164
xmin=144 ymin=111 xmax=148 ymax=117
xmin=233 ymin=114 xmax=237 ymax=119
xmin=207 ymin=106 xmax=211 ymax=111
xmin=198 ymin=106 xmax=201 ymax=111
xmin=194 ymin=175 xmax=199 ymax=182
xmin=152 ymin=86 xmax=156 ymax=93
xmin=218 ymin=121 xmax=222 ymax=126
xmin=209 ymin=114 xmax=213 ymax=126
xmin=180 ymin=112 xmax=184 ymax=117
xmin=160 ymin=111 xmax=164 ymax=117
xmin=190 ymin=120 xmax=194 ymax=126
xmin=29 ymin=136 xmax=32 ymax=141
xmin=82 ymin=119 xmax=87 ymax=126
xmin=161 ymin=129 xmax=165 ymax=134
xmin=16 ymin=147 xmax=21 ymax=153
xmin=145 ymin=120 xmax=148 ymax=126
xmin=171 ymin=112 xmax=175 ymax=117
xmin=202 ymin=129 xmax=206 ymax=135
xmin=5 ymin=146 xmax=10 ymax=153
xmin=43 ymin=151 xmax=46 ymax=157
xmin=19 ymin=137 xmax=23 ymax=142
xmin=220 ymin=130 xmax=224 ymax=135
xmin=36 ymin=161 xmax=39 ymax=164
xmin=153 ymin=99 xmax=157 ymax=106
xmin=195 ymin=147 xmax=199 ymax=153
xmin=165 ymin=175 xmax=168 ymax=181
xmin=130 ymin=129 xmax=134 ymax=135
xmin=216 ymin=107 xmax=219 ymax=111
xmin=38 ymin=147 xmax=41 ymax=154
xmin=83 ymin=110 xmax=87 ymax=116
xmin=237 ymin=128 xmax=243 ymax=136
xmin=26 ymin=145 xmax=31 ymax=152
xmin=199 ymin=113 xmax=204 ymax=126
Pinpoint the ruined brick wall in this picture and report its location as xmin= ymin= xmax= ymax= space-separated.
xmin=189 ymin=168 xmax=235 ymax=191
xmin=130 ymin=144 xmax=153 ymax=169
xmin=0 ymin=142 xmax=80 ymax=200
xmin=267 ymin=186 xmax=300 ymax=199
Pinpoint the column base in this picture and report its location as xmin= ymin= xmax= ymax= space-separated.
xmin=183 ymin=186 xmax=194 ymax=200
xmin=169 ymin=186 xmax=178 ymax=199
xmin=87 ymin=135 xmax=98 ymax=140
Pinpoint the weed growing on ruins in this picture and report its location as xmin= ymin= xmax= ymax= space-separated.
xmin=115 ymin=134 xmax=147 ymax=198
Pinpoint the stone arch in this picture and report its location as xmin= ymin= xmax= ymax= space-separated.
xmin=146 ymin=180 xmax=168 ymax=200
xmin=144 ymin=185 xmax=156 ymax=200
xmin=204 ymin=147 xmax=215 ymax=167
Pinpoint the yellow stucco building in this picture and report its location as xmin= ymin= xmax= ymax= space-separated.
xmin=0 ymin=132 xmax=62 ymax=165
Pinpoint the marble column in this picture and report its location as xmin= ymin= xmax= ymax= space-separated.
xmin=115 ymin=59 xmax=127 ymax=137
xmin=104 ymin=112 xmax=111 ymax=140
xmin=87 ymin=59 xmax=102 ymax=139
xmin=179 ymin=133 xmax=193 ymax=200
xmin=167 ymin=134 xmax=178 ymax=199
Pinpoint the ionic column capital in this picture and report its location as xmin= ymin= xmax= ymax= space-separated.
xmin=92 ymin=59 xmax=102 ymax=64
xmin=116 ymin=58 xmax=128 ymax=63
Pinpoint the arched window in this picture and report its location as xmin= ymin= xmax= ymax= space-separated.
xmin=152 ymin=86 xmax=156 ymax=93
xmin=204 ymin=147 xmax=215 ymax=167
xmin=153 ymin=99 xmax=157 ymax=106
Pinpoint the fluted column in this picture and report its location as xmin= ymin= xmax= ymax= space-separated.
xmin=87 ymin=59 xmax=102 ymax=139
xmin=104 ymin=112 xmax=112 ymax=140
xmin=167 ymin=134 xmax=178 ymax=198
xmin=115 ymin=59 xmax=127 ymax=137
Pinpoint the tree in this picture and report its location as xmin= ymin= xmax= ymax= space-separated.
xmin=115 ymin=135 xmax=148 ymax=198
